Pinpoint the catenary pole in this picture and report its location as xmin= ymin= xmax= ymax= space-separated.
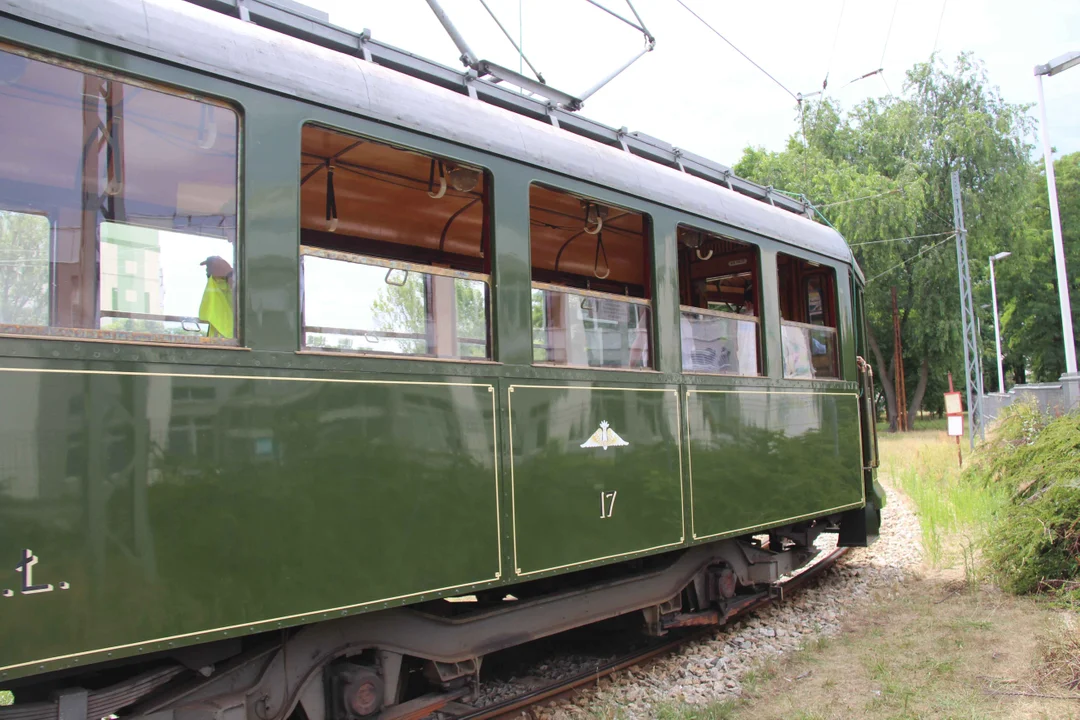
xmin=1035 ymin=70 xmax=1077 ymax=375
xmin=989 ymin=252 xmax=1010 ymax=393
xmin=891 ymin=286 xmax=907 ymax=431
xmin=951 ymin=171 xmax=984 ymax=447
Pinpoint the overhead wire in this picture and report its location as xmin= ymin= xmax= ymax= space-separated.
xmin=878 ymin=0 xmax=898 ymax=69
xmin=822 ymin=1 xmax=898 ymax=98
xmin=866 ymin=234 xmax=955 ymax=283
xmin=672 ymin=0 xmax=798 ymax=102
xmin=821 ymin=0 xmax=846 ymax=98
xmin=810 ymin=177 xmax=928 ymax=213
xmin=913 ymin=174 xmax=962 ymax=230
xmin=850 ymin=231 xmax=954 ymax=246
xmin=478 ymin=0 xmax=544 ymax=82
xmin=932 ymin=0 xmax=948 ymax=57
xmin=816 ymin=188 xmax=900 ymax=208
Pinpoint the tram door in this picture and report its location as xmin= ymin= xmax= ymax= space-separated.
xmin=508 ymin=185 xmax=685 ymax=578
xmin=852 ymin=280 xmax=879 ymax=470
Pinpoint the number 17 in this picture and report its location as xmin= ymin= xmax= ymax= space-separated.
xmin=600 ymin=490 xmax=617 ymax=519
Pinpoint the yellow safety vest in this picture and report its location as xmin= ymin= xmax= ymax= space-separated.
xmin=198 ymin=276 xmax=234 ymax=338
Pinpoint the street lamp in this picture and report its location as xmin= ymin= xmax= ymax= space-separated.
xmin=1034 ymin=52 xmax=1079 ymax=381
xmin=989 ymin=251 xmax=1011 ymax=393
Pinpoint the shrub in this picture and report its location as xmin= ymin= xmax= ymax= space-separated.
xmin=965 ymin=403 xmax=1080 ymax=603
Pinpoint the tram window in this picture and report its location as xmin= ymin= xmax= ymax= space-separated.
xmin=0 ymin=210 xmax=49 ymax=326
xmin=777 ymin=253 xmax=839 ymax=379
xmin=529 ymin=185 xmax=651 ymax=369
xmin=299 ymin=124 xmax=490 ymax=360
xmin=0 ymin=48 xmax=240 ymax=344
xmin=675 ymin=226 xmax=760 ymax=375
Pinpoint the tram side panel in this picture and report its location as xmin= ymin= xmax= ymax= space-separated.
xmin=686 ymin=389 xmax=864 ymax=542
xmin=507 ymin=384 xmax=685 ymax=578
xmin=0 ymin=365 xmax=501 ymax=680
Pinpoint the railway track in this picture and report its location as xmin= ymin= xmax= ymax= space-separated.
xmin=442 ymin=546 xmax=851 ymax=720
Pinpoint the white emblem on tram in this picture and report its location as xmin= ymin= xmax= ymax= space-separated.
xmin=580 ymin=421 xmax=629 ymax=450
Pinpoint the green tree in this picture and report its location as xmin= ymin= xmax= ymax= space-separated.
xmin=735 ymin=54 xmax=1035 ymax=430
xmin=455 ymin=279 xmax=488 ymax=357
xmin=998 ymin=152 xmax=1080 ymax=382
xmin=371 ymin=272 xmax=488 ymax=357
xmin=0 ymin=210 xmax=50 ymax=325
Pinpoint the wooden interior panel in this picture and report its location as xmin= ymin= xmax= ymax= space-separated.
xmin=528 ymin=184 xmax=648 ymax=293
xmin=777 ymin=253 xmax=837 ymax=326
xmin=677 ymin=225 xmax=759 ymax=313
xmin=300 ymin=125 xmax=486 ymax=264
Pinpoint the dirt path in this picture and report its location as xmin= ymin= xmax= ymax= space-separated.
xmin=726 ymin=566 xmax=1078 ymax=719
xmin=726 ymin=433 xmax=1080 ymax=720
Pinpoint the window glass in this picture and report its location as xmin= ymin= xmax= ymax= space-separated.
xmin=675 ymin=225 xmax=760 ymax=375
xmin=529 ymin=185 xmax=651 ymax=369
xmin=299 ymin=125 xmax=490 ymax=360
xmin=0 ymin=48 xmax=239 ymax=344
xmin=302 ymin=250 xmax=489 ymax=359
xmin=99 ymin=223 xmax=234 ymax=338
xmin=680 ymin=311 xmax=758 ymax=375
xmin=0 ymin=210 xmax=50 ymax=326
xmin=778 ymin=253 xmax=839 ymax=379
xmin=531 ymin=285 xmax=650 ymax=368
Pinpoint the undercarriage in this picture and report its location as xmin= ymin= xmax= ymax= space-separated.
xmin=0 ymin=522 xmax=838 ymax=720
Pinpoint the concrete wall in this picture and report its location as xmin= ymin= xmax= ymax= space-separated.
xmin=982 ymin=378 xmax=1077 ymax=421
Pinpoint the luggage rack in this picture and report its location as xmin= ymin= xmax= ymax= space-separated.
xmin=185 ymin=0 xmax=812 ymax=219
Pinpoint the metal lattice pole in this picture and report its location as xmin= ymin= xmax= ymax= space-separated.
xmin=951 ymin=171 xmax=985 ymax=448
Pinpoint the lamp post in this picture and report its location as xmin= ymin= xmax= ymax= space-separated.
xmin=1034 ymin=52 xmax=1079 ymax=382
xmin=989 ymin=251 xmax=1011 ymax=393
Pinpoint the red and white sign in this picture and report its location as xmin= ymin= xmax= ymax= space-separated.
xmin=944 ymin=391 xmax=963 ymax=437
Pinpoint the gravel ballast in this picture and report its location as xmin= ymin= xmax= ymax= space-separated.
xmin=472 ymin=484 xmax=922 ymax=718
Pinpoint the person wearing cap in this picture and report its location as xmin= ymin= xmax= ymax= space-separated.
xmin=198 ymin=255 xmax=234 ymax=338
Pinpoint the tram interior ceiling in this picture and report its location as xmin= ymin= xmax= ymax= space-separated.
xmin=677 ymin=227 xmax=762 ymax=376
xmin=528 ymin=185 xmax=651 ymax=369
xmin=299 ymin=124 xmax=492 ymax=360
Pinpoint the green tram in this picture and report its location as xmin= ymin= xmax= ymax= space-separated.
xmin=0 ymin=0 xmax=882 ymax=717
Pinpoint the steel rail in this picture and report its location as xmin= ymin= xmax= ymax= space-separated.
xmin=449 ymin=546 xmax=850 ymax=720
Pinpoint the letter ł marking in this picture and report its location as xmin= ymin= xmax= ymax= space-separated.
xmin=16 ymin=548 xmax=53 ymax=595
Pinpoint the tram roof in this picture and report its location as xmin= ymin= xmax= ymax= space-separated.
xmin=3 ymin=0 xmax=858 ymax=268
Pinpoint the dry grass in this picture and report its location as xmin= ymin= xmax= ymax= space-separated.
xmin=1036 ymin=614 xmax=1080 ymax=692
xmin=726 ymin=573 xmax=1079 ymax=719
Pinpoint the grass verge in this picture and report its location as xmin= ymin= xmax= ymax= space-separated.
xmin=725 ymin=576 xmax=1078 ymax=719
xmin=648 ymin=699 xmax=737 ymax=719
xmin=965 ymin=404 xmax=1080 ymax=605
xmin=880 ymin=429 xmax=1007 ymax=568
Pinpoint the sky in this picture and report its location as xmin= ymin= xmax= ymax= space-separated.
xmin=299 ymin=0 xmax=1080 ymax=172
